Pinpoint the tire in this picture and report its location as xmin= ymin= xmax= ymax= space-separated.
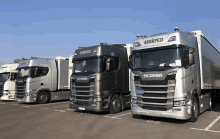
xmin=37 ymin=91 xmax=49 ymax=104
xmin=207 ymin=95 xmax=212 ymax=111
xmin=110 ymin=94 xmax=122 ymax=114
xmin=189 ymin=96 xmax=199 ymax=122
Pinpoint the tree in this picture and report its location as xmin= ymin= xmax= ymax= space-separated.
xmin=13 ymin=57 xmax=28 ymax=63
xmin=13 ymin=56 xmax=44 ymax=63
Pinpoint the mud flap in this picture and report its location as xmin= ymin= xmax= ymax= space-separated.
xmin=122 ymin=94 xmax=131 ymax=109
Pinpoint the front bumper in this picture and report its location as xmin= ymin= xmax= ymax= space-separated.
xmin=0 ymin=91 xmax=16 ymax=101
xmin=70 ymin=101 xmax=109 ymax=112
xmin=131 ymin=104 xmax=191 ymax=120
xmin=15 ymin=95 xmax=36 ymax=103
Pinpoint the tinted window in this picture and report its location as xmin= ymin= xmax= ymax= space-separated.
xmin=183 ymin=48 xmax=189 ymax=66
xmin=32 ymin=67 xmax=49 ymax=78
xmin=10 ymin=73 xmax=17 ymax=81
xmin=102 ymin=56 xmax=119 ymax=72
xmin=114 ymin=57 xmax=120 ymax=70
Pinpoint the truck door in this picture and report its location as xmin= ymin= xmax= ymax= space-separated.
xmin=31 ymin=67 xmax=50 ymax=93
xmin=102 ymin=57 xmax=115 ymax=92
xmin=114 ymin=57 xmax=123 ymax=92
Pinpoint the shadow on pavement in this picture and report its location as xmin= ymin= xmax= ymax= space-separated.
xmin=132 ymin=114 xmax=188 ymax=124
xmin=73 ymin=106 xmax=131 ymax=115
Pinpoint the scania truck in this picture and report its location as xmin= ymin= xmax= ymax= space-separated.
xmin=70 ymin=43 xmax=132 ymax=113
xmin=15 ymin=56 xmax=72 ymax=103
xmin=0 ymin=63 xmax=19 ymax=100
xmin=130 ymin=27 xmax=220 ymax=122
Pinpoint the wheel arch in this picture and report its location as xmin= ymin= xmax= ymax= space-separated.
xmin=36 ymin=89 xmax=51 ymax=103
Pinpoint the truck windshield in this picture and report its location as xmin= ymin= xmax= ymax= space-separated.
xmin=17 ymin=68 xmax=30 ymax=78
xmin=133 ymin=48 xmax=182 ymax=71
xmin=0 ymin=73 xmax=9 ymax=82
xmin=73 ymin=58 xmax=101 ymax=74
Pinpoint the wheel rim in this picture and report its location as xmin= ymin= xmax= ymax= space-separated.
xmin=210 ymin=97 xmax=212 ymax=108
xmin=113 ymin=99 xmax=120 ymax=110
xmin=40 ymin=93 xmax=47 ymax=102
xmin=193 ymin=102 xmax=198 ymax=118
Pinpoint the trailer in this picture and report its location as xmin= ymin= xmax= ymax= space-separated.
xmin=70 ymin=43 xmax=132 ymax=113
xmin=0 ymin=63 xmax=19 ymax=100
xmin=15 ymin=56 xmax=72 ymax=103
xmin=130 ymin=27 xmax=220 ymax=122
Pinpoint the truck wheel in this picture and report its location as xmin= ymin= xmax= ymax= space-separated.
xmin=37 ymin=92 xmax=49 ymax=104
xmin=190 ymin=96 xmax=199 ymax=122
xmin=208 ymin=95 xmax=212 ymax=111
xmin=110 ymin=94 xmax=122 ymax=114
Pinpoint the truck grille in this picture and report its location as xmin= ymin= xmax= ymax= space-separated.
xmin=135 ymin=79 xmax=175 ymax=111
xmin=142 ymin=105 xmax=167 ymax=111
xmin=72 ymin=78 xmax=95 ymax=106
xmin=0 ymin=82 xmax=4 ymax=97
xmin=16 ymin=84 xmax=26 ymax=99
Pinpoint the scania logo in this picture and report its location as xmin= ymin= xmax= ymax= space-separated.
xmin=144 ymin=74 xmax=163 ymax=78
xmin=77 ymin=77 xmax=88 ymax=80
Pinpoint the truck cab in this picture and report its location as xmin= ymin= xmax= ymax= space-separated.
xmin=130 ymin=28 xmax=215 ymax=122
xmin=70 ymin=43 xmax=132 ymax=113
xmin=15 ymin=57 xmax=70 ymax=103
xmin=0 ymin=63 xmax=19 ymax=100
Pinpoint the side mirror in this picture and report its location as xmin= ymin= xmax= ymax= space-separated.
xmin=128 ymin=55 xmax=133 ymax=69
xmin=189 ymin=48 xmax=195 ymax=65
xmin=106 ymin=58 xmax=112 ymax=71
xmin=11 ymin=75 xmax=15 ymax=80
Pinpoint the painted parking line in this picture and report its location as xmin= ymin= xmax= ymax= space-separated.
xmin=22 ymin=106 xmax=30 ymax=107
xmin=65 ymin=109 xmax=72 ymax=111
xmin=190 ymin=128 xmax=220 ymax=133
xmin=191 ymin=115 xmax=220 ymax=133
xmin=104 ymin=113 xmax=131 ymax=119
xmin=0 ymin=103 xmax=5 ymax=104
xmin=204 ymin=116 xmax=220 ymax=130
xmin=146 ymin=120 xmax=160 ymax=124
xmin=54 ymin=110 xmax=65 ymax=112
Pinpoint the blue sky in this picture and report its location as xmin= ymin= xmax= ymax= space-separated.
xmin=0 ymin=0 xmax=220 ymax=65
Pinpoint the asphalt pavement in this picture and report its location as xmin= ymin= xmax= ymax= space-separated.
xmin=1 ymin=100 xmax=220 ymax=139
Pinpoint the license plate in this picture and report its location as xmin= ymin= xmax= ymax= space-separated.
xmin=136 ymin=90 xmax=144 ymax=94
xmin=78 ymin=107 xmax=85 ymax=110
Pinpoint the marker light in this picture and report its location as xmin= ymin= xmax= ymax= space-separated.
xmin=134 ymin=42 xmax=141 ymax=47
xmin=168 ymin=36 xmax=176 ymax=42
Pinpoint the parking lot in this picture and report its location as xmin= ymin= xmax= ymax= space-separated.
xmin=1 ymin=100 xmax=220 ymax=139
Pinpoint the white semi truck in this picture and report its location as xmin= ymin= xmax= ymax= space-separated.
xmin=130 ymin=27 xmax=220 ymax=122
xmin=0 ymin=63 xmax=19 ymax=100
xmin=15 ymin=56 xmax=73 ymax=103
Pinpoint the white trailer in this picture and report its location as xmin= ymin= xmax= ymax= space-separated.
xmin=0 ymin=63 xmax=19 ymax=100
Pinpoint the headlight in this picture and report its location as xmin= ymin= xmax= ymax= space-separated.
xmin=173 ymin=100 xmax=186 ymax=107
xmin=133 ymin=73 xmax=140 ymax=76
xmin=90 ymin=75 xmax=96 ymax=79
xmin=131 ymin=98 xmax=137 ymax=104
xmin=93 ymin=97 xmax=102 ymax=102
xmin=26 ymin=91 xmax=31 ymax=96
xmin=71 ymin=89 xmax=77 ymax=95
xmin=168 ymin=71 xmax=176 ymax=75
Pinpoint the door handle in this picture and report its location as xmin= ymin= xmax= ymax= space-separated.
xmin=41 ymin=83 xmax=44 ymax=85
